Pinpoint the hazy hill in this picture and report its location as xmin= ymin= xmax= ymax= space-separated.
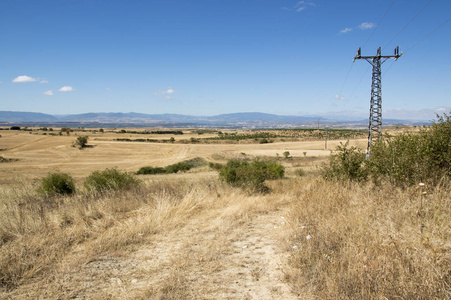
xmin=0 ymin=111 xmax=318 ymax=125
xmin=0 ymin=111 xmax=58 ymax=122
xmin=0 ymin=111 xmax=428 ymax=127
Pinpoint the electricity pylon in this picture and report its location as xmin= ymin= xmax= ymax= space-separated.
xmin=354 ymin=46 xmax=402 ymax=154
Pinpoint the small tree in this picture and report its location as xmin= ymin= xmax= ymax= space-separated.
xmin=75 ymin=136 xmax=89 ymax=149
xmin=99 ymin=128 xmax=104 ymax=133
xmin=283 ymin=151 xmax=290 ymax=159
xmin=169 ymin=137 xmax=175 ymax=143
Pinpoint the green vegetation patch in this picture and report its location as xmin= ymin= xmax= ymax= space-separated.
xmin=38 ymin=172 xmax=76 ymax=196
xmin=323 ymin=113 xmax=451 ymax=186
xmin=218 ymin=159 xmax=285 ymax=193
xmin=137 ymin=157 xmax=207 ymax=175
xmin=85 ymin=168 xmax=140 ymax=192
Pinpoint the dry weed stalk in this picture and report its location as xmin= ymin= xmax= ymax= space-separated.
xmin=285 ymin=177 xmax=451 ymax=299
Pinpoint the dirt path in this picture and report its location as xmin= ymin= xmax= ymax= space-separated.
xmin=7 ymin=202 xmax=299 ymax=299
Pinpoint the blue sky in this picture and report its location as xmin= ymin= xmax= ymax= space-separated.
xmin=1 ymin=0 xmax=450 ymax=120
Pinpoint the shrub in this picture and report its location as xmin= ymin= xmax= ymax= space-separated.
xmin=323 ymin=112 xmax=451 ymax=186
xmin=137 ymin=158 xmax=207 ymax=175
xmin=165 ymin=162 xmax=191 ymax=173
xmin=39 ymin=172 xmax=76 ymax=196
xmin=136 ymin=166 xmax=166 ymax=175
xmin=218 ymin=159 xmax=284 ymax=193
xmin=209 ymin=162 xmax=223 ymax=171
xmin=283 ymin=151 xmax=290 ymax=159
xmin=60 ymin=127 xmax=72 ymax=133
xmin=75 ymin=136 xmax=89 ymax=149
xmin=84 ymin=168 xmax=140 ymax=192
xmin=369 ymin=113 xmax=451 ymax=186
xmin=323 ymin=141 xmax=368 ymax=182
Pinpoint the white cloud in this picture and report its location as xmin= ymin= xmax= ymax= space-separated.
xmin=295 ymin=1 xmax=315 ymax=12
xmin=12 ymin=75 xmax=37 ymax=83
xmin=339 ymin=22 xmax=374 ymax=36
xmin=58 ymin=86 xmax=74 ymax=92
xmin=40 ymin=80 xmax=48 ymax=84
xmin=339 ymin=27 xmax=353 ymax=34
xmin=43 ymin=90 xmax=53 ymax=96
xmin=106 ymin=87 xmax=112 ymax=91
xmin=335 ymin=94 xmax=345 ymax=100
xmin=359 ymin=22 xmax=375 ymax=30
xmin=154 ymin=87 xmax=176 ymax=96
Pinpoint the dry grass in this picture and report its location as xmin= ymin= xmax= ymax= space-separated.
xmin=285 ymin=177 xmax=451 ymax=299
xmin=1 ymin=129 xmax=449 ymax=299
xmin=0 ymin=129 xmax=365 ymax=184
xmin=0 ymin=173 xmax=295 ymax=298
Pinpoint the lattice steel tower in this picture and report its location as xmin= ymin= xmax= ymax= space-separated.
xmin=354 ymin=46 xmax=402 ymax=154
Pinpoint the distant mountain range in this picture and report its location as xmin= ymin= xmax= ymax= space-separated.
xmin=0 ymin=111 xmax=429 ymax=128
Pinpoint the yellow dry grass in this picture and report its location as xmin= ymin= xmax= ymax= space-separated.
xmin=1 ymin=129 xmax=449 ymax=299
xmin=0 ymin=129 xmax=361 ymax=183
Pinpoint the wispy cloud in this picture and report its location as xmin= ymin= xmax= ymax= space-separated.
xmin=335 ymin=94 xmax=345 ymax=100
xmin=154 ymin=87 xmax=176 ymax=99
xmin=58 ymin=86 xmax=74 ymax=92
xmin=359 ymin=22 xmax=375 ymax=30
xmin=339 ymin=22 xmax=375 ymax=35
xmin=12 ymin=75 xmax=37 ymax=83
xmin=295 ymin=1 xmax=315 ymax=12
xmin=43 ymin=90 xmax=53 ymax=96
xmin=339 ymin=28 xmax=353 ymax=34
xmin=40 ymin=80 xmax=48 ymax=84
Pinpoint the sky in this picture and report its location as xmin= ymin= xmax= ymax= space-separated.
xmin=1 ymin=0 xmax=450 ymax=120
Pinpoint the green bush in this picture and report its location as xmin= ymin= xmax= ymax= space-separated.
xmin=209 ymin=162 xmax=224 ymax=171
xmin=369 ymin=113 xmax=451 ymax=186
xmin=165 ymin=162 xmax=191 ymax=173
xmin=218 ymin=159 xmax=284 ymax=193
xmin=85 ymin=168 xmax=140 ymax=192
xmin=323 ymin=141 xmax=368 ymax=182
xmin=323 ymin=113 xmax=451 ymax=186
xmin=136 ymin=166 xmax=166 ymax=175
xmin=75 ymin=136 xmax=89 ymax=149
xmin=39 ymin=172 xmax=76 ymax=196
xmin=137 ymin=158 xmax=207 ymax=175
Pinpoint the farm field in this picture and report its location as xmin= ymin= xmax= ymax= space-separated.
xmin=0 ymin=127 xmax=367 ymax=184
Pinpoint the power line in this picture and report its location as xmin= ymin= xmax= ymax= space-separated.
xmin=362 ymin=0 xmax=397 ymax=48
xmin=337 ymin=62 xmax=354 ymax=97
xmin=384 ymin=0 xmax=433 ymax=49
xmin=350 ymin=65 xmax=370 ymax=100
xmin=405 ymin=17 xmax=451 ymax=54
xmin=384 ymin=59 xmax=396 ymax=75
